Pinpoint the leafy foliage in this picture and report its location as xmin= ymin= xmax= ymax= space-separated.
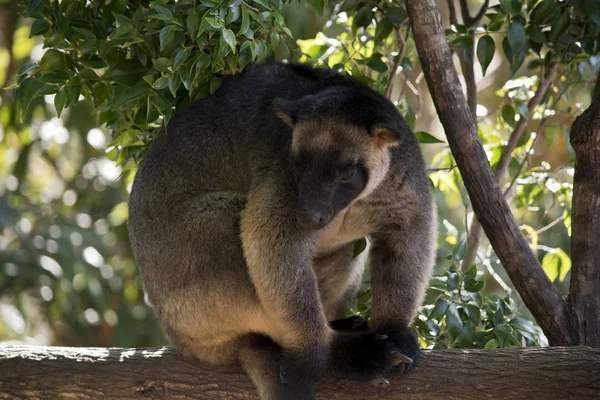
xmin=14 ymin=0 xmax=300 ymax=166
xmin=348 ymin=243 xmax=546 ymax=349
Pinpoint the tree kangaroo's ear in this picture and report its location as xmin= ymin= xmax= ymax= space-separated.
xmin=273 ymin=95 xmax=317 ymax=127
xmin=370 ymin=122 xmax=402 ymax=149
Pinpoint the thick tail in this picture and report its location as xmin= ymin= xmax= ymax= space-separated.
xmin=238 ymin=334 xmax=314 ymax=400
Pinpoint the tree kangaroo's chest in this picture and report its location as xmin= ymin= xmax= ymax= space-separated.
xmin=316 ymin=203 xmax=373 ymax=256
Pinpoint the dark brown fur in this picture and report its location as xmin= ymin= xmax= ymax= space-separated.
xmin=128 ymin=62 xmax=436 ymax=400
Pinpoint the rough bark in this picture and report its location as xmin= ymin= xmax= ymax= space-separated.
xmin=1 ymin=346 xmax=599 ymax=399
xmin=567 ymin=85 xmax=600 ymax=347
xmin=405 ymin=0 xmax=573 ymax=345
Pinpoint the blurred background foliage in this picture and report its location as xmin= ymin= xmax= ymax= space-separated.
xmin=0 ymin=0 xmax=598 ymax=350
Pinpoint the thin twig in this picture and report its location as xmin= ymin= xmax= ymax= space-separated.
xmin=385 ymin=25 xmax=408 ymax=100
xmin=527 ymin=215 xmax=566 ymax=240
xmin=459 ymin=0 xmax=490 ymax=27
xmin=479 ymin=252 xmax=513 ymax=294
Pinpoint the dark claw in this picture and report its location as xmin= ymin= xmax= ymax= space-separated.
xmin=396 ymin=363 xmax=407 ymax=377
xmin=391 ymin=350 xmax=413 ymax=365
xmin=376 ymin=373 xmax=390 ymax=385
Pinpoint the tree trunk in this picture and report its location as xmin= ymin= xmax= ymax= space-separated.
xmin=568 ymin=86 xmax=600 ymax=347
xmin=0 ymin=346 xmax=599 ymax=399
xmin=404 ymin=0 xmax=574 ymax=345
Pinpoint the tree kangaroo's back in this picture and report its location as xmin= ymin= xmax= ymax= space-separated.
xmin=128 ymin=62 xmax=436 ymax=400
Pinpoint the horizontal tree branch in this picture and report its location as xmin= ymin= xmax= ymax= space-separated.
xmin=1 ymin=346 xmax=600 ymax=399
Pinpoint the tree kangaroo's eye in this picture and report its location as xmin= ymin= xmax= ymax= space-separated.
xmin=340 ymin=168 xmax=356 ymax=182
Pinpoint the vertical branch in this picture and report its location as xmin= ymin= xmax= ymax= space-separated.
xmin=567 ymin=75 xmax=600 ymax=347
xmin=405 ymin=0 xmax=573 ymax=345
xmin=461 ymin=62 xmax=559 ymax=270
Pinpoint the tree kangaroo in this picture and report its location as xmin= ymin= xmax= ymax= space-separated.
xmin=128 ymin=62 xmax=437 ymax=400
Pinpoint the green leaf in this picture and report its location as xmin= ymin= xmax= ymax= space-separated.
xmin=505 ymin=22 xmax=526 ymax=74
xmin=239 ymin=5 xmax=250 ymax=35
xmin=415 ymin=131 xmax=445 ymax=144
xmin=153 ymin=4 xmax=174 ymax=20
xmin=152 ymin=76 xmax=169 ymax=90
xmin=507 ymin=21 xmax=526 ymax=52
xmin=501 ymin=104 xmax=516 ymax=127
xmin=113 ymin=82 xmax=149 ymax=109
xmin=464 ymin=304 xmax=481 ymax=325
xmin=173 ymin=48 xmax=190 ymax=70
xmin=353 ymin=7 xmax=373 ymax=31
xmin=30 ymin=19 xmax=50 ymax=37
xmin=168 ymin=73 xmax=181 ymax=97
xmin=447 ymin=272 xmax=459 ymax=291
xmin=446 ymin=304 xmax=463 ymax=340
xmin=387 ymin=7 xmax=406 ymax=25
xmin=367 ymin=55 xmax=387 ymax=73
xmin=549 ymin=13 xmax=570 ymax=43
xmin=102 ymin=60 xmax=147 ymax=86
xmin=159 ymin=25 xmax=175 ymax=51
xmin=527 ymin=26 xmax=545 ymax=44
xmin=270 ymin=31 xmax=280 ymax=52
xmin=429 ymin=297 xmax=449 ymax=319
xmin=205 ymin=17 xmax=223 ymax=29
xmin=464 ymin=273 xmax=484 ymax=293
xmin=187 ymin=12 xmax=200 ymax=38
xmin=54 ymin=90 xmax=67 ymax=117
xmin=152 ymin=57 xmax=170 ymax=72
xmin=222 ymin=28 xmax=237 ymax=52
xmin=499 ymin=0 xmax=521 ymax=15
xmin=465 ymin=264 xmax=477 ymax=279
xmin=531 ymin=0 xmax=559 ymax=25
xmin=542 ymin=249 xmax=571 ymax=282
xmin=484 ymin=338 xmax=499 ymax=349
xmin=476 ymin=35 xmax=495 ymax=76
xmin=15 ymin=77 xmax=44 ymax=120
xmin=210 ymin=76 xmax=222 ymax=94
xmin=494 ymin=323 xmax=514 ymax=347
xmin=112 ymin=129 xmax=144 ymax=147
xmin=112 ymin=13 xmax=132 ymax=27
xmin=26 ymin=0 xmax=46 ymax=18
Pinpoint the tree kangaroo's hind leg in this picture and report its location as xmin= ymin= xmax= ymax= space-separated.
xmin=156 ymin=192 xmax=311 ymax=399
xmin=238 ymin=334 xmax=314 ymax=400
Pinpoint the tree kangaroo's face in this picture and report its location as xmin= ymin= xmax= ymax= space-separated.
xmin=290 ymin=122 xmax=368 ymax=229
xmin=274 ymin=96 xmax=400 ymax=230
xmin=290 ymin=119 xmax=398 ymax=230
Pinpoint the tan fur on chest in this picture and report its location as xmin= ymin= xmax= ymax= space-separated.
xmin=316 ymin=203 xmax=372 ymax=255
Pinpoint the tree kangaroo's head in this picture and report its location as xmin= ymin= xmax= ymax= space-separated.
xmin=274 ymin=88 xmax=402 ymax=230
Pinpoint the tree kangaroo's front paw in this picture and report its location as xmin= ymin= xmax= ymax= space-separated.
xmin=327 ymin=331 xmax=409 ymax=382
xmin=376 ymin=324 xmax=420 ymax=377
